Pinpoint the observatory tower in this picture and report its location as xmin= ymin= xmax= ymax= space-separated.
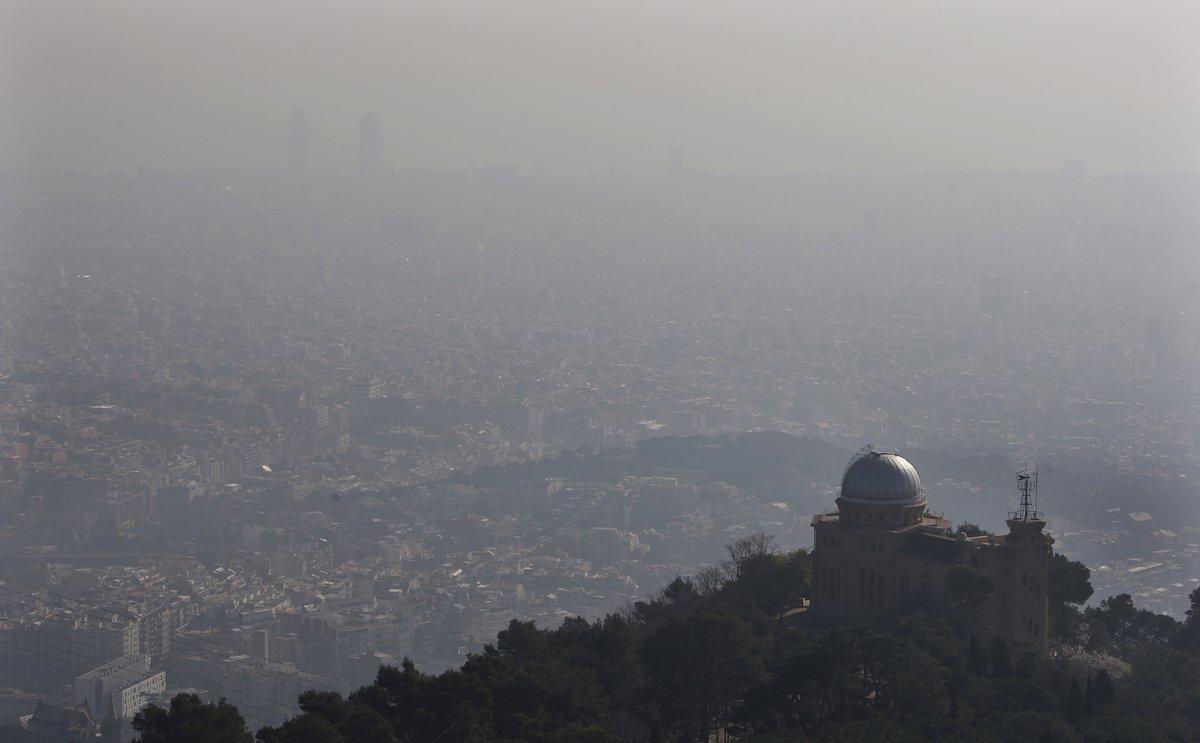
xmin=811 ymin=448 xmax=1052 ymax=651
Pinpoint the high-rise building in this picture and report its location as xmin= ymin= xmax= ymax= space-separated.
xmin=288 ymin=111 xmax=307 ymax=174
xmin=349 ymin=377 xmax=381 ymax=437
xmin=358 ymin=111 xmax=381 ymax=176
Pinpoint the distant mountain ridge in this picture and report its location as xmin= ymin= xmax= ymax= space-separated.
xmin=454 ymin=432 xmax=1198 ymax=529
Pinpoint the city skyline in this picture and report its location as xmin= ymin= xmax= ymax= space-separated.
xmin=2 ymin=2 xmax=1199 ymax=739
xmin=3 ymin=1 xmax=1198 ymax=174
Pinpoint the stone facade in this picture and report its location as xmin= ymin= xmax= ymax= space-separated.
xmin=810 ymin=449 xmax=1052 ymax=652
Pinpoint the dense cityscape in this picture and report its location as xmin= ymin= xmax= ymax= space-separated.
xmin=0 ymin=162 xmax=1196 ymax=737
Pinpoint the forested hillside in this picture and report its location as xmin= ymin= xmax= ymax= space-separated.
xmin=117 ymin=534 xmax=1200 ymax=743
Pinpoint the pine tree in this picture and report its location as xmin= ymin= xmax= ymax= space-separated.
xmin=1065 ymin=677 xmax=1084 ymax=722
xmin=989 ymin=637 xmax=1011 ymax=677
xmin=967 ymin=634 xmax=986 ymax=675
xmin=1094 ymin=669 xmax=1116 ymax=706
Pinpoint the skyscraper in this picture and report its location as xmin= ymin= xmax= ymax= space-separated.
xmin=358 ymin=111 xmax=381 ymax=176
xmin=349 ymin=377 xmax=381 ymax=437
xmin=288 ymin=111 xmax=307 ymax=174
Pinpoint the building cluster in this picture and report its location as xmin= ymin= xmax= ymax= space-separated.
xmin=0 ymin=168 xmax=1197 ymax=733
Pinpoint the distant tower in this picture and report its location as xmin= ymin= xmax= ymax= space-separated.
xmin=1004 ymin=464 xmax=1051 ymax=654
xmin=251 ymin=629 xmax=270 ymax=662
xmin=288 ymin=111 xmax=307 ymax=174
xmin=669 ymin=147 xmax=683 ymax=176
xmin=358 ymin=111 xmax=382 ymax=176
xmin=349 ymin=377 xmax=381 ymax=438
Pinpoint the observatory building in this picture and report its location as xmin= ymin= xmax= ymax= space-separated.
xmin=810 ymin=448 xmax=1051 ymax=650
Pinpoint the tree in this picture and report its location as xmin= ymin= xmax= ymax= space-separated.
xmin=967 ymin=634 xmax=987 ymax=676
xmin=1064 ymin=677 xmax=1083 ymax=722
xmin=495 ymin=619 xmax=549 ymax=659
xmin=724 ymin=532 xmax=776 ymax=581
xmin=1013 ymin=648 xmax=1040 ymax=680
xmin=132 ymin=694 xmax=253 ymax=743
xmin=641 ymin=607 xmax=765 ymax=742
xmin=733 ymin=640 xmax=846 ymax=735
xmin=1091 ymin=594 xmax=1138 ymax=643
xmin=256 ymin=715 xmax=345 ymax=743
xmin=984 ymin=676 xmax=1061 ymax=714
xmin=945 ymin=566 xmax=995 ymax=634
xmin=1088 ymin=593 xmax=1181 ymax=646
xmin=1047 ymin=553 xmax=1093 ymax=640
xmin=885 ymin=640 xmax=948 ymax=721
xmin=256 ymin=691 xmax=398 ymax=743
xmin=1176 ymin=587 xmax=1200 ymax=651
xmin=694 ymin=565 xmax=726 ymax=598
xmin=945 ymin=566 xmax=995 ymax=607
xmin=118 ymin=533 xmax=1200 ymax=743
xmin=337 ymin=706 xmax=396 ymax=742
xmin=721 ymin=549 xmax=812 ymax=619
xmin=1093 ymin=669 xmax=1115 ymax=706
xmin=347 ymin=659 xmax=492 ymax=742
xmin=989 ymin=637 xmax=1011 ymax=677
xmin=1047 ymin=553 xmax=1094 ymax=606
xmin=1086 ymin=616 xmax=1113 ymax=651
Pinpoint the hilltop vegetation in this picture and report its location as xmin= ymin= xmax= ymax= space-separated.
xmin=129 ymin=534 xmax=1200 ymax=743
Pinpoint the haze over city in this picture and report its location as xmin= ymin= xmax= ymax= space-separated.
xmin=1 ymin=2 xmax=1199 ymax=742
xmin=4 ymin=0 xmax=1199 ymax=174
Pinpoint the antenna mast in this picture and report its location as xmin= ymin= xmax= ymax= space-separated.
xmin=1013 ymin=463 xmax=1042 ymax=521
xmin=1033 ymin=466 xmax=1040 ymax=515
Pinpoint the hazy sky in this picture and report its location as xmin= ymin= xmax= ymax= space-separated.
xmin=3 ymin=0 xmax=1198 ymax=174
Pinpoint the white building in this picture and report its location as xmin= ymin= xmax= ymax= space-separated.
xmin=74 ymin=653 xmax=166 ymax=721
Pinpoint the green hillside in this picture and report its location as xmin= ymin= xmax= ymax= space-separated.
xmin=123 ymin=536 xmax=1200 ymax=743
